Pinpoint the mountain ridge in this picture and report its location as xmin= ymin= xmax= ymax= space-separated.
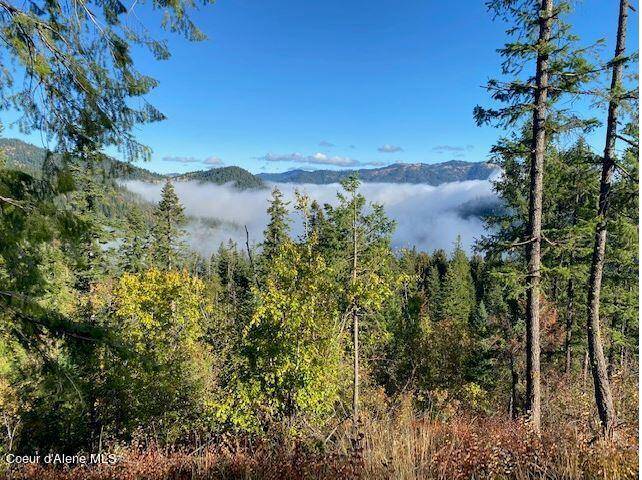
xmin=258 ymin=160 xmax=499 ymax=185
xmin=1 ymin=138 xmax=499 ymax=188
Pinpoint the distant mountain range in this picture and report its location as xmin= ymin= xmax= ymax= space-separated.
xmin=258 ymin=161 xmax=499 ymax=185
xmin=1 ymin=138 xmax=499 ymax=189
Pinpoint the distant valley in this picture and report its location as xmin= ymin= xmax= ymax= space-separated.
xmin=1 ymin=136 xmax=503 ymax=253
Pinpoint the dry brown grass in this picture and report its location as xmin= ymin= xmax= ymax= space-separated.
xmin=6 ymin=413 xmax=637 ymax=480
xmin=5 ymin=372 xmax=639 ymax=480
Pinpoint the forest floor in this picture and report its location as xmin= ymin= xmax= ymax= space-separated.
xmin=7 ymin=417 xmax=638 ymax=480
xmin=6 ymin=373 xmax=639 ymax=480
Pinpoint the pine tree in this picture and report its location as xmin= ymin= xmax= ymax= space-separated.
xmin=440 ymin=239 xmax=476 ymax=326
xmin=119 ymin=207 xmax=149 ymax=274
xmin=475 ymin=0 xmax=598 ymax=433
xmin=585 ymin=0 xmax=633 ymax=439
xmin=425 ymin=265 xmax=442 ymax=322
xmin=150 ymin=180 xmax=186 ymax=270
xmin=542 ymin=140 xmax=599 ymax=374
xmin=309 ymin=200 xmax=326 ymax=239
xmin=262 ymin=187 xmax=290 ymax=261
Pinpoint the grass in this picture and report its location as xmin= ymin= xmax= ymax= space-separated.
xmin=6 ymin=372 xmax=639 ymax=479
xmin=8 ymin=415 xmax=637 ymax=480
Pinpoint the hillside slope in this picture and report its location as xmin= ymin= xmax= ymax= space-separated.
xmin=258 ymin=160 xmax=499 ymax=185
xmin=174 ymin=166 xmax=265 ymax=190
xmin=0 ymin=138 xmax=163 ymax=181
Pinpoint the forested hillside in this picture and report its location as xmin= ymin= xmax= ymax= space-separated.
xmin=0 ymin=138 xmax=163 ymax=181
xmin=174 ymin=166 xmax=266 ymax=189
xmin=258 ymin=160 xmax=499 ymax=185
xmin=0 ymin=0 xmax=638 ymax=479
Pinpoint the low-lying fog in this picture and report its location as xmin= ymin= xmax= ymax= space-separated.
xmin=122 ymin=177 xmax=500 ymax=256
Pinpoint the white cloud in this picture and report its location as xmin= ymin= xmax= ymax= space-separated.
xmin=162 ymin=155 xmax=200 ymax=163
xmin=260 ymin=152 xmax=360 ymax=167
xmin=162 ymin=155 xmax=224 ymax=166
xmin=259 ymin=152 xmax=391 ymax=168
xmin=432 ymin=144 xmax=474 ymax=154
xmin=122 ymin=176 xmax=500 ymax=257
xmin=378 ymin=144 xmax=404 ymax=153
xmin=203 ymin=156 xmax=223 ymax=166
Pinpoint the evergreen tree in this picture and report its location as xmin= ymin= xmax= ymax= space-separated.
xmin=425 ymin=265 xmax=442 ymax=321
xmin=119 ymin=207 xmax=150 ymax=274
xmin=440 ymin=239 xmax=476 ymax=326
xmin=585 ymin=0 xmax=634 ymax=438
xmin=0 ymin=0 xmax=212 ymax=162
xmin=426 ymin=241 xmax=479 ymax=396
xmin=262 ymin=186 xmax=290 ymax=261
xmin=328 ymin=175 xmax=397 ymax=422
xmin=63 ymin=149 xmax=114 ymax=292
xmin=475 ymin=0 xmax=599 ymax=433
xmin=309 ymin=199 xmax=326 ymax=240
xmin=150 ymin=180 xmax=186 ymax=270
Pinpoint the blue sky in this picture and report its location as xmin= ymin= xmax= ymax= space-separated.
xmin=6 ymin=0 xmax=639 ymax=174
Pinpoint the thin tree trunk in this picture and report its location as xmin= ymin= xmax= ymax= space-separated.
xmin=619 ymin=317 xmax=627 ymax=370
xmin=509 ymin=353 xmax=519 ymax=420
xmin=352 ymin=195 xmax=359 ymax=424
xmin=586 ymin=0 xmax=628 ymax=439
xmin=607 ymin=316 xmax=617 ymax=378
xmin=564 ymin=277 xmax=574 ymax=374
xmin=244 ymin=225 xmax=259 ymax=289
xmin=525 ymin=0 xmax=553 ymax=434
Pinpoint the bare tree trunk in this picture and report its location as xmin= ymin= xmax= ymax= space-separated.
xmin=607 ymin=316 xmax=618 ymax=378
xmin=244 ymin=225 xmax=259 ymax=289
xmin=619 ymin=318 xmax=627 ymax=370
xmin=564 ymin=277 xmax=574 ymax=374
xmin=352 ymin=309 xmax=359 ymax=423
xmin=586 ymin=0 xmax=629 ymax=440
xmin=525 ymin=0 xmax=553 ymax=434
xmin=509 ymin=353 xmax=519 ymax=420
xmin=352 ymin=195 xmax=359 ymax=424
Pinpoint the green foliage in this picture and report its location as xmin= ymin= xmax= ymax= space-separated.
xmin=176 ymin=166 xmax=266 ymax=190
xmin=261 ymin=187 xmax=290 ymax=262
xmin=238 ymin=239 xmax=342 ymax=426
xmin=0 ymin=0 xmax=638 ymax=464
xmin=474 ymin=1 xmax=600 ymax=133
xmin=0 ymin=0 xmax=213 ymax=162
xmin=119 ymin=207 xmax=151 ymax=274
xmin=106 ymin=268 xmax=217 ymax=441
xmin=0 ymin=138 xmax=163 ymax=181
xmin=439 ymin=239 xmax=476 ymax=325
xmin=150 ymin=180 xmax=187 ymax=270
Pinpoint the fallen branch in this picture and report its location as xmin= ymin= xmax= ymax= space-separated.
xmin=0 ymin=195 xmax=25 ymax=209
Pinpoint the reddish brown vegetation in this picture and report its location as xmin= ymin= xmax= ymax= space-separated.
xmin=7 ymin=416 xmax=637 ymax=480
xmin=6 ymin=372 xmax=638 ymax=480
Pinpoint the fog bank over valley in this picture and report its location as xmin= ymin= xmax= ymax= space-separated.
xmin=122 ymin=177 xmax=501 ymax=255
